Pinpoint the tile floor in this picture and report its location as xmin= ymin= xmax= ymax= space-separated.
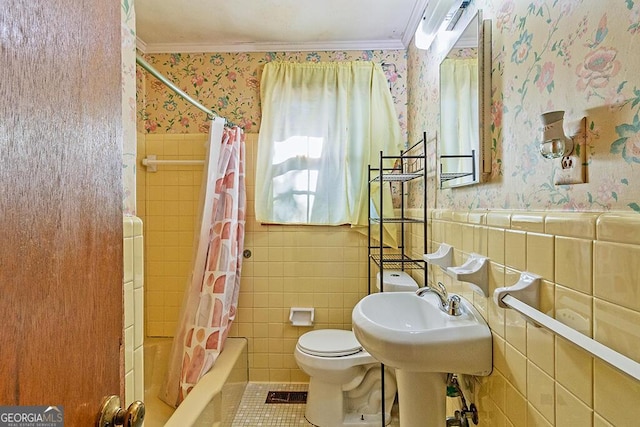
xmin=231 ymin=382 xmax=401 ymax=426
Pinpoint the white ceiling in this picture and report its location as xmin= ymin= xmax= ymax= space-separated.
xmin=135 ymin=0 xmax=429 ymax=53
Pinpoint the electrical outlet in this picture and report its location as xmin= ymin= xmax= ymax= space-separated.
xmin=554 ymin=117 xmax=586 ymax=185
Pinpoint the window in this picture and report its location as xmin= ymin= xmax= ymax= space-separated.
xmin=255 ymin=61 xmax=402 ymax=233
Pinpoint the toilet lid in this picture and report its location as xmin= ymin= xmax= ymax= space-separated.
xmin=297 ymin=329 xmax=362 ymax=357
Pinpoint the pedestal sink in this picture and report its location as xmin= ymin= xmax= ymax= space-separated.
xmin=352 ymin=291 xmax=492 ymax=427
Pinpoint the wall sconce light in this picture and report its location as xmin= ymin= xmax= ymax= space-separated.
xmin=539 ymin=111 xmax=588 ymax=185
xmin=539 ymin=111 xmax=574 ymax=159
xmin=415 ymin=0 xmax=469 ymax=50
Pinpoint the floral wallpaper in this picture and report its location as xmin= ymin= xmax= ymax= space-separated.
xmin=137 ymin=51 xmax=408 ymax=138
xmin=408 ymin=0 xmax=640 ymax=213
xmin=121 ymin=0 xmax=137 ymax=215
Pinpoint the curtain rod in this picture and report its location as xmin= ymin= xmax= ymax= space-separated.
xmin=136 ymin=54 xmax=218 ymax=121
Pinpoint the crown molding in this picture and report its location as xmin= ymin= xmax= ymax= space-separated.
xmin=136 ymin=39 xmax=407 ymax=54
xmin=136 ymin=36 xmax=148 ymax=53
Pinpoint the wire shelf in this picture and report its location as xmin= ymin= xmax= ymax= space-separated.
xmin=369 ymin=253 xmax=425 ymax=270
xmin=371 ymin=171 xmax=424 ymax=183
xmin=370 ymin=217 xmax=424 ymax=224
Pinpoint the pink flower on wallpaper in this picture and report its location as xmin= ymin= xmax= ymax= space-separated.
xmin=191 ymin=75 xmax=204 ymax=86
xmin=198 ymin=122 xmax=210 ymax=133
xmin=144 ymin=120 xmax=158 ymax=132
xmin=491 ymin=99 xmax=503 ymax=129
xmin=604 ymin=87 xmax=627 ymax=110
xmin=227 ymin=71 xmax=237 ymax=82
xmin=575 ymin=47 xmax=621 ymax=91
xmin=559 ymin=0 xmax=580 ymax=16
xmin=596 ymin=177 xmax=622 ymax=205
xmin=535 ymin=62 xmax=555 ymax=93
xmin=245 ymin=77 xmax=259 ymax=89
xmin=239 ymin=117 xmax=253 ymax=131
xmin=625 ymin=132 xmax=640 ymax=157
xmin=180 ymin=117 xmax=190 ymax=127
xmin=151 ymin=80 xmax=165 ymax=92
xmin=496 ymin=1 xmax=515 ymax=32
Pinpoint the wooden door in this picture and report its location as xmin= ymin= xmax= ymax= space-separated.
xmin=0 ymin=1 xmax=124 ymax=426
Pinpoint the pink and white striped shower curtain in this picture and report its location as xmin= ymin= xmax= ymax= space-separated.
xmin=160 ymin=118 xmax=246 ymax=406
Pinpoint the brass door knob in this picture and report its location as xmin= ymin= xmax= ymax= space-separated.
xmin=97 ymin=395 xmax=145 ymax=427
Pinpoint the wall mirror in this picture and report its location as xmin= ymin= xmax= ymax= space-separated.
xmin=439 ymin=10 xmax=492 ymax=188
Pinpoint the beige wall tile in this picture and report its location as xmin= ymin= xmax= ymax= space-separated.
xmin=505 ymin=343 xmax=527 ymax=396
xmin=493 ymin=334 xmax=508 ymax=377
xmin=555 ymin=236 xmax=593 ymax=294
xmin=505 ymin=309 xmax=527 ymax=355
xmin=487 ymin=211 xmax=512 ymax=228
xmin=488 ymin=227 xmax=506 ymax=265
xmin=474 ymin=225 xmax=489 ymax=256
xmin=445 ymin=221 xmax=463 ymax=249
xmin=526 ymin=324 xmax=554 ymax=376
xmin=527 ymin=404 xmax=553 ymax=427
xmin=481 ymin=371 xmax=507 ymax=410
xmin=593 ymin=298 xmax=640 ymax=364
xmin=556 ymin=338 xmax=593 ymax=406
xmin=545 ymin=212 xmax=598 ymax=239
xmin=468 ymin=212 xmax=487 ymax=225
xmin=556 ymin=383 xmax=593 ymax=427
xmin=527 ymin=362 xmax=555 ymax=423
xmin=556 ymin=285 xmax=592 ymax=337
xmin=526 ymin=233 xmax=554 ymax=281
xmin=505 ymin=230 xmax=526 ymax=271
xmin=594 ymin=360 xmax=640 ymax=427
xmin=512 ymin=212 xmax=546 ymax=233
xmin=597 ymin=212 xmax=640 ymax=245
xmin=432 ymin=219 xmax=444 ymax=244
xmin=488 ymin=264 xmax=506 ymax=338
xmin=593 ymin=413 xmax=614 ymax=427
xmin=477 ymin=396 xmax=507 ymax=427
xmin=504 ymin=382 xmax=527 ymax=427
xmin=452 ymin=211 xmax=469 ymax=223
xmin=462 ymin=223 xmax=475 ymax=253
xmin=594 ymin=241 xmax=640 ymax=312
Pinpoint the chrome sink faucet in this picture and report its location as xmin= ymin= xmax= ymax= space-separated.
xmin=416 ymin=282 xmax=462 ymax=316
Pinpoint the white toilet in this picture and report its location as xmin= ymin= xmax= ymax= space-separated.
xmin=294 ymin=270 xmax=418 ymax=427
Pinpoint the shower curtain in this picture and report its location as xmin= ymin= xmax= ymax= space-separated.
xmin=160 ymin=118 xmax=246 ymax=406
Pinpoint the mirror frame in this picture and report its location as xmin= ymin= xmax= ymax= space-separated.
xmin=438 ymin=10 xmax=492 ymax=188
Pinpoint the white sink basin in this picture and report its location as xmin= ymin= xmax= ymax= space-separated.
xmin=352 ymin=291 xmax=492 ymax=375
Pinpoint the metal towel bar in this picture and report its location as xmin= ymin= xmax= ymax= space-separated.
xmin=142 ymin=155 xmax=204 ymax=172
xmin=500 ymin=294 xmax=640 ymax=382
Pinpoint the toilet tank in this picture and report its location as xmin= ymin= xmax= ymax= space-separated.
xmin=376 ymin=270 xmax=418 ymax=292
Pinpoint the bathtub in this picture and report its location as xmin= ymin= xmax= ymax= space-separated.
xmin=144 ymin=337 xmax=248 ymax=426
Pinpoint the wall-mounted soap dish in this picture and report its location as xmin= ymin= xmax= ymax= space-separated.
xmin=423 ymin=243 xmax=454 ymax=269
xmin=446 ymin=254 xmax=489 ymax=297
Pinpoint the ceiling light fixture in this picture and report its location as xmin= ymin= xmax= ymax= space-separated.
xmin=414 ymin=0 xmax=467 ymax=50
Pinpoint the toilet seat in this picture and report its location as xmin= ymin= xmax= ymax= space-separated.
xmin=297 ymin=330 xmax=362 ymax=357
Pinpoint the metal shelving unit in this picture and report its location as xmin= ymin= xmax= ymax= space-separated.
xmin=367 ymin=132 xmax=428 ymax=427
xmin=368 ymin=132 xmax=428 ymax=294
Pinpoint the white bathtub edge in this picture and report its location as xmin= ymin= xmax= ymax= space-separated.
xmin=163 ymin=337 xmax=248 ymax=427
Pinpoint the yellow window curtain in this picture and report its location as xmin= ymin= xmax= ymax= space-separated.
xmin=256 ymin=61 xmax=402 ymax=244
xmin=440 ymin=57 xmax=478 ymax=172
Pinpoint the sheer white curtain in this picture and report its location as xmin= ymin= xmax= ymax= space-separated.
xmin=255 ymin=61 xmax=402 ymax=242
xmin=440 ymin=57 xmax=478 ymax=170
